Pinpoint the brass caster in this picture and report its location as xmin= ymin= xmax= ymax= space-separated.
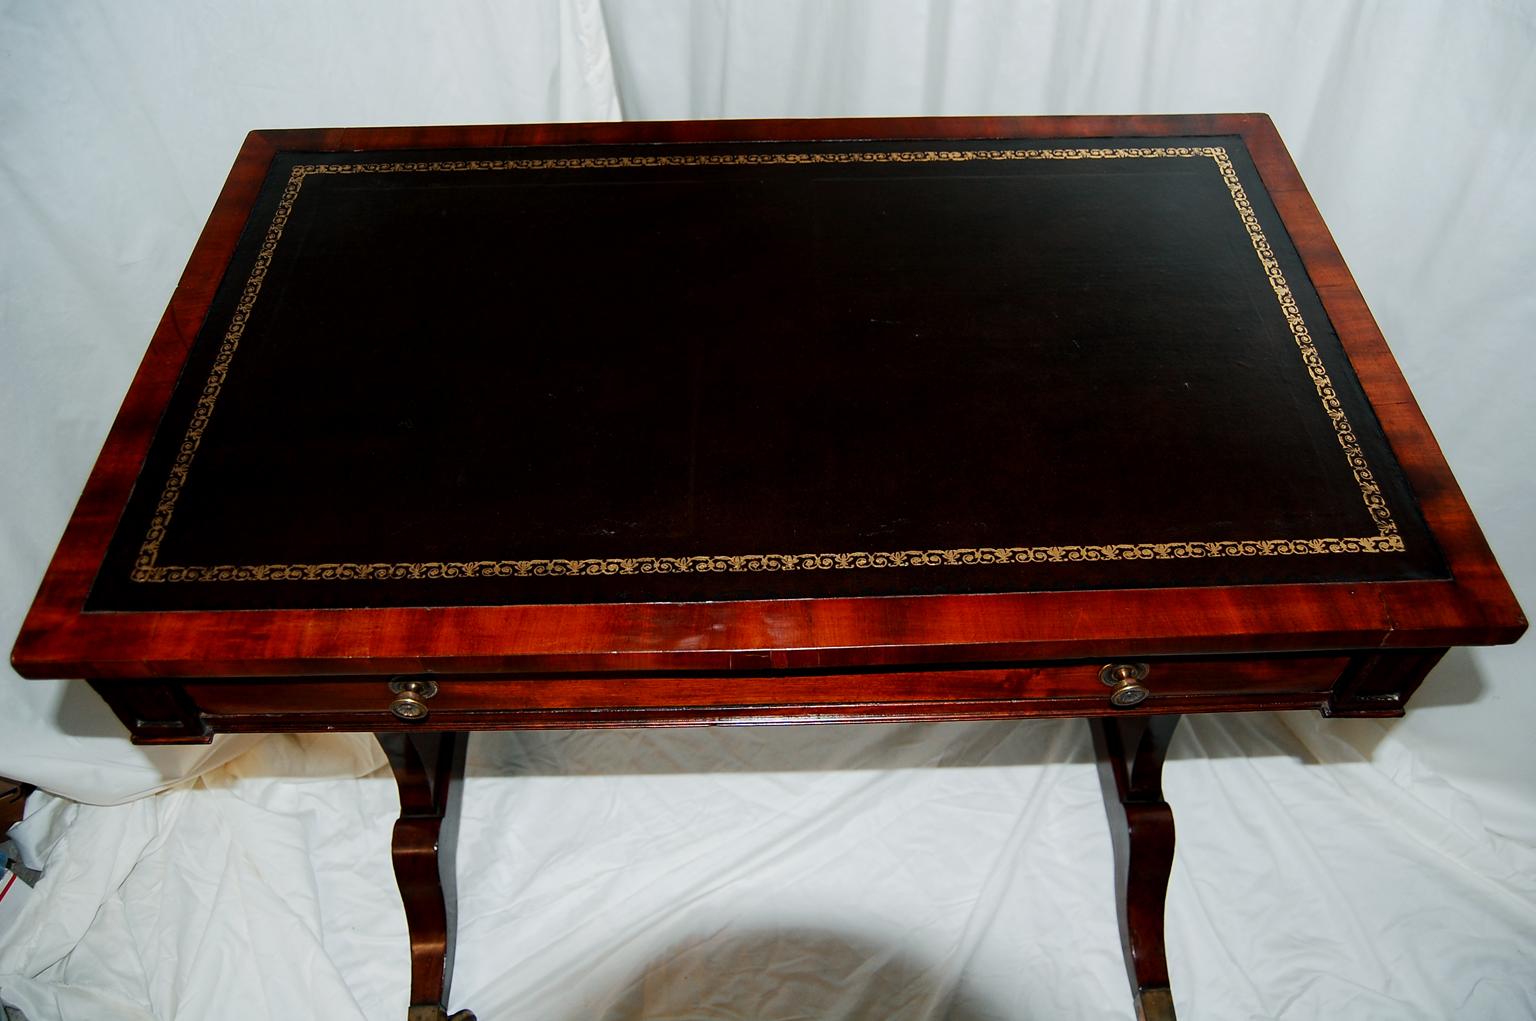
xmin=406 ymin=1007 xmax=476 ymax=1021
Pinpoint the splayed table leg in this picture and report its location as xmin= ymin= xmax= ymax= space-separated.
xmin=379 ymin=731 xmax=477 ymax=1021
xmin=1091 ymin=715 xmax=1181 ymax=1021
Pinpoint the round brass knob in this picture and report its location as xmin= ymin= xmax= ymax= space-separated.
xmin=1099 ymin=662 xmax=1151 ymax=708
xmin=388 ymin=678 xmax=438 ymax=721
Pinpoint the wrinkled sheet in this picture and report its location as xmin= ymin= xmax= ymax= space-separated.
xmin=3 ymin=719 xmax=1535 ymax=1020
xmin=3 ymin=2 xmax=1536 ymax=1019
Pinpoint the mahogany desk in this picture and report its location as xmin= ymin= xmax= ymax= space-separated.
xmin=11 ymin=115 xmax=1525 ymax=1021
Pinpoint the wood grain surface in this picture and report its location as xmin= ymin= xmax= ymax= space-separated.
xmin=11 ymin=115 xmax=1524 ymax=684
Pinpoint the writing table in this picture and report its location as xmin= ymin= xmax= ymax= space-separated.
xmin=11 ymin=114 xmax=1525 ymax=1020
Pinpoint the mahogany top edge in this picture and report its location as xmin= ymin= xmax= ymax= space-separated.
xmin=10 ymin=114 xmax=1525 ymax=679
xmin=243 ymin=113 xmax=1282 ymax=155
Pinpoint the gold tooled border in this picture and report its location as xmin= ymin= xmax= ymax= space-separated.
xmin=131 ymin=146 xmax=1403 ymax=584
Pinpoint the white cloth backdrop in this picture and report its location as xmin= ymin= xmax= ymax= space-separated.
xmin=1 ymin=2 xmax=1533 ymax=1019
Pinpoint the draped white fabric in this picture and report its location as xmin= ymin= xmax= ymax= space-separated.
xmin=2 ymin=2 xmax=1533 ymax=1018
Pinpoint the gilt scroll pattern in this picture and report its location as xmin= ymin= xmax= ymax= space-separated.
xmin=132 ymin=145 xmax=1404 ymax=583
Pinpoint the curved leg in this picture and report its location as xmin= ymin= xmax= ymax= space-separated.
xmin=379 ymin=732 xmax=477 ymax=1021
xmin=1091 ymin=715 xmax=1181 ymax=1021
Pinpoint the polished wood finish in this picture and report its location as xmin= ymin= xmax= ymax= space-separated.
xmin=1093 ymin=714 xmax=1182 ymax=1021
xmin=8 ymin=116 xmax=1526 ymax=1021
xmin=88 ymin=678 xmax=212 ymax=743
xmin=180 ymin=654 xmax=1347 ymax=726
xmin=10 ymin=115 xmax=1524 ymax=686
xmin=1323 ymin=648 xmax=1448 ymax=717
xmin=379 ymin=732 xmax=474 ymax=1021
xmin=87 ymin=648 xmax=1448 ymax=737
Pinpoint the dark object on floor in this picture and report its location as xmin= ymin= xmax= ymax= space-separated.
xmin=0 ymin=778 xmax=33 ymax=831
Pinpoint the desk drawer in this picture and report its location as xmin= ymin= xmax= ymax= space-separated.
xmin=182 ymin=654 xmax=1349 ymax=729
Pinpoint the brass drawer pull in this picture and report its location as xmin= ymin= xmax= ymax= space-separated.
xmin=1100 ymin=662 xmax=1151 ymax=707
xmin=388 ymin=678 xmax=439 ymax=721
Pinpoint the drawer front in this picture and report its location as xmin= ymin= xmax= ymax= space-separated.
xmin=181 ymin=654 xmax=1350 ymax=730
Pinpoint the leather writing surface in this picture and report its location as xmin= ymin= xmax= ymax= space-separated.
xmin=88 ymin=136 xmax=1444 ymax=610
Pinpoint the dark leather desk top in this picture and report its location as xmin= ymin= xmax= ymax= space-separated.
xmin=89 ymin=134 xmax=1440 ymax=610
xmin=11 ymin=116 xmax=1523 ymax=681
